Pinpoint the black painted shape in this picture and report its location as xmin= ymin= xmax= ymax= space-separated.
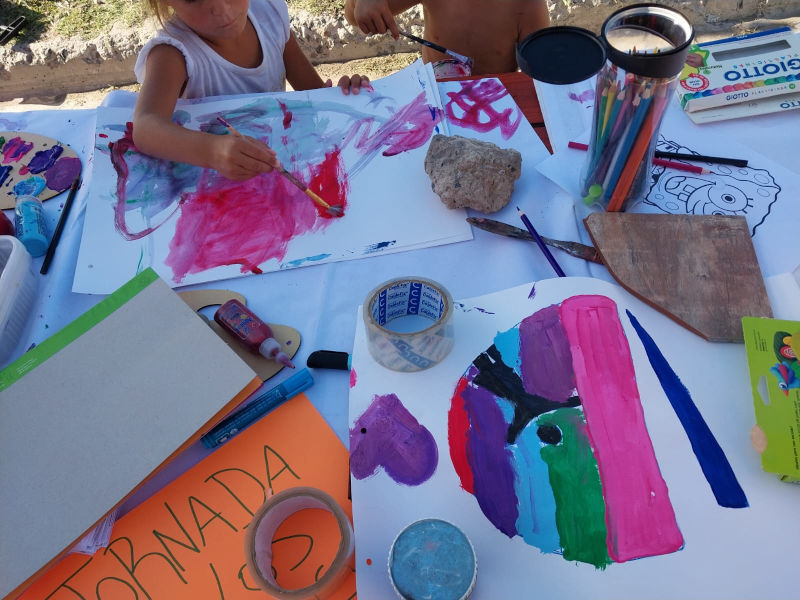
xmin=471 ymin=344 xmax=581 ymax=444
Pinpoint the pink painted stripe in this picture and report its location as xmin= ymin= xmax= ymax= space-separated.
xmin=559 ymin=295 xmax=683 ymax=562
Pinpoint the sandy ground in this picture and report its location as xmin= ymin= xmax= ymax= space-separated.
xmin=0 ymin=53 xmax=421 ymax=112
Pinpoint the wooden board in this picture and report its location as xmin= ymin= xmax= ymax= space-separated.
xmin=178 ymin=289 xmax=301 ymax=381
xmin=584 ymin=213 xmax=773 ymax=342
xmin=0 ymin=131 xmax=82 ymax=209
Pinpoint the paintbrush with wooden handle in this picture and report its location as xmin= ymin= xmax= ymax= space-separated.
xmin=216 ymin=116 xmax=342 ymax=216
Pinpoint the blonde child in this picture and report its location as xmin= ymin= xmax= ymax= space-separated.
xmin=134 ymin=0 xmax=370 ymax=181
xmin=344 ymin=0 xmax=549 ymax=76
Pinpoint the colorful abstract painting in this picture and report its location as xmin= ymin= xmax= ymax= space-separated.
xmin=73 ymin=61 xmax=473 ymax=293
xmin=348 ymin=277 xmax=800 ymax=599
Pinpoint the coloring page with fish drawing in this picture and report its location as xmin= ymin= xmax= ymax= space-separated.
xmin=0 ymin=131 xmax=82 ymax=209
xmin=347 ymin=277 xmax=799 ymax=599
xmin=534 ymin=101 xmax=800 ymax=279
xmin=73 ymin=61 xmax=472 ymax=294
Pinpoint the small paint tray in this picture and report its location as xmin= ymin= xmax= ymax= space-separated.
xmin=0 ymin=235 xmax=37 ymax=367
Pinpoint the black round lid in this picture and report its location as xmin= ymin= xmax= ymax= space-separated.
xmin=516 ymin=26 xmax=606 ymax=85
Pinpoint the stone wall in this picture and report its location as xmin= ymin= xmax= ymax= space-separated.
xmin=1 ymin=0 xmax=798 ymax=101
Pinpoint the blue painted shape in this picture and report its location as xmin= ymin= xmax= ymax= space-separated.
xmin=390 ymin=519 xmax=476 ymax=600
xmin=13 ymin=176 xmax=46 ymax=197
xmin=626 ymin=310 xmax=748 ymax=508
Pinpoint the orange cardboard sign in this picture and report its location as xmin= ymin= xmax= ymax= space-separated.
xmin=17 ymin=394 xmax=356 ymax=600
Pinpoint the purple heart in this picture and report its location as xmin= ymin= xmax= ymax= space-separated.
xmin=350 ymin=393 xmax=438 ymax=485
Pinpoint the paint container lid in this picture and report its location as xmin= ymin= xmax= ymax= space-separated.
xmin=516 ymin=26 xmax=607 ymax=85
xmin=389 ymin=518 xmax=476 ymax=600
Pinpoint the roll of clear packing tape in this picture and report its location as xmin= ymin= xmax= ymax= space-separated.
xmin=363 ymin=277 xmax=455 ymax=372
xmin=244 ymin=486 xmax=355 ymax=599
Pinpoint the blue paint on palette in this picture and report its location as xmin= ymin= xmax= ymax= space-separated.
xmin=13 ymin=176 xmax=46 ymax=197
xmin=0 ymin=165 xmax=11 ymax=188
xmin=626 ymin=310 xmax=748 ymax=509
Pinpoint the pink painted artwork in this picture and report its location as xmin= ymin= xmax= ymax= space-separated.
xmin=74 ymin=62 xmax=473 ymax=294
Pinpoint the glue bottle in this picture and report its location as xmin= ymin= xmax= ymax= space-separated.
xmin=214 ymin=299 xmax=295 ymax=368
xmin=14 ymin=195 xmax=48 ymax=258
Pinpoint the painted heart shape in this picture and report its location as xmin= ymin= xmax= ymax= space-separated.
xmin=350 ymin=393 xmax=438 ymax=485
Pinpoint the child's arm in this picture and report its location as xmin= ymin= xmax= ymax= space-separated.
xmin=133 ymin=44 xmax=279 ymax=181
xmin=284 ymin=32 xmax=371 ymax=95
xmin=344 ymin=0 xmax=420 ymax=39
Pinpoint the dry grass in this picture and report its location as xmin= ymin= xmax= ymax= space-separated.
xmin=0 ymin=0 xmax=342 ymax=43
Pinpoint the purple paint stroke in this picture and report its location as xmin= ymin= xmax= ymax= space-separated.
xmin=2 ymin=137 xmax=34 ymax=163
xmin=461 ymin=376 xmax=519 ymax=537
xmin=345 ymin=92 xmax=444 ymax=175
xmin=44 ymin=156 xmax=81 ymax=191
xmin=626 ymin=310 xmax=748 ymax=508
xmin=519 ymin=305 xmax=577 ymax=404
xmin=22 ymin=145 xmax=64 ymax=175
xmin=350 ymin=393 xmax=438 ymax=485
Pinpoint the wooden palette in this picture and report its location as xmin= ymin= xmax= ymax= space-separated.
xmin=178 ymin=289 xmax=301 ymax=381
xmin=584 ymin=213 xmax=773 ymax=342
xmin=0 ymin=131 xmax=82 ymax=209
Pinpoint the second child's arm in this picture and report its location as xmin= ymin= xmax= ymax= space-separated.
xmin=344 ymin=0 xmax=420 ymax=39
xmin=133 ymin=44 xmax=279 ymax=181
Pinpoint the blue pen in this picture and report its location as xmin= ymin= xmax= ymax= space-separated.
xmin=201 ymin=368 xmax=314 ymax=449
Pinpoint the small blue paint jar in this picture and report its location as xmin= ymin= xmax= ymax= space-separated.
xmin=14 ymin=195 xmax=49 ymax=258
xmin=389 ymin=518 xmax=477 ymax=600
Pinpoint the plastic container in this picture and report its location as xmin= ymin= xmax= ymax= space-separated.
xmin=213 ymin=299 xmax=295 ymax=368
xmin=580 ymin=4 xmax=694 ymax=211
xmin=14 ymin=195 xmax=49 ymax=257
xmin=0 ymin=236 xmax=38 ymax=367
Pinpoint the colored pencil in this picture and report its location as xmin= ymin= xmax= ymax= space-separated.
xmin=40 ymin=176 xmax=80 ymax=275
xmin=608 ymin=83 xmax=668 ymax=211
xmin=652 ymin=158 xmax=711 ymax=174
xmin=517 ymin=207 xmax=566 ymax=278
xmin=653 ymin=151 xmax=748 ymax=168
xmin=602 ymin=89 xmax=649 ymax=200
xmin=570 ymin=142 xmax=749 ymax=168
xmin=216 ymin=116 xmax=342 ymax=216
xmin=570 ymin=142 xmax=712 ymax=174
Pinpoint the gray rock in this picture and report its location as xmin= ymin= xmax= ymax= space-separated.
xmin=424 ymin=134 xmax=522 ymax=213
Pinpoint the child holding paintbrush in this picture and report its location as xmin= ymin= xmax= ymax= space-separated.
xmin=133 ymin=0 xmax=370 ymax=181
xmin=344 ymin=0 xmax=549 ymax=75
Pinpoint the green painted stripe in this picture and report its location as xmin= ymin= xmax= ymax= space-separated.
xmin=0 ymin=268 xmax=159 ymax=391
xmin=539 ymin=407 xmax=613 ymax=569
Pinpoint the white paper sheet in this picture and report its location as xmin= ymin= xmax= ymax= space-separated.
xmin=73 ymin=61 xmax=475 ymax=293
xmin=348 ymin=277 xmax=800 ymax=599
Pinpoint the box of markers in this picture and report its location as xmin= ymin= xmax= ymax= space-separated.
xmin=676 ymin=27 xmax=800 ymax=121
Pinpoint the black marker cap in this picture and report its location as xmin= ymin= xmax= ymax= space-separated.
xmin=516 ymin=26 xmax=607 ymax=85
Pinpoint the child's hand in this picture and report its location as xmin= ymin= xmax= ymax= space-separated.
xmin=348 ymin=0 xmax=399 ymax=38
xmin=211 ymin=132 xmax=279 ymax=181
xmin=325 ymin=74 xmax=373 ymax=96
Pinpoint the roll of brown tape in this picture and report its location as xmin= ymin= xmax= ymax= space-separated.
xmin=244 ymin=487 xmax=354 ymax=599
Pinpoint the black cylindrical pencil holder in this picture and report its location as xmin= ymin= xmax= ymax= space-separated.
xmin=580 ymin=4 xmax=694 ymax=212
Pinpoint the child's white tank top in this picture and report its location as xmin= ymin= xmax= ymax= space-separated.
xmin=134 ymin=0 xmax=290 ymax=99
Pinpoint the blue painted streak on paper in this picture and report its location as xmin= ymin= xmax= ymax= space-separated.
xmin=364 ymin=240 xmax=396 ymax=253
xmin=626 ymin=310 xmax=748 ymax=509
xmin=494 ymin=327 xmax=521 ymax=372
xmin=281 ymin=253 xmax=331 ymax=268
xmin=512 ymin=423 xmax=560 ymax=551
